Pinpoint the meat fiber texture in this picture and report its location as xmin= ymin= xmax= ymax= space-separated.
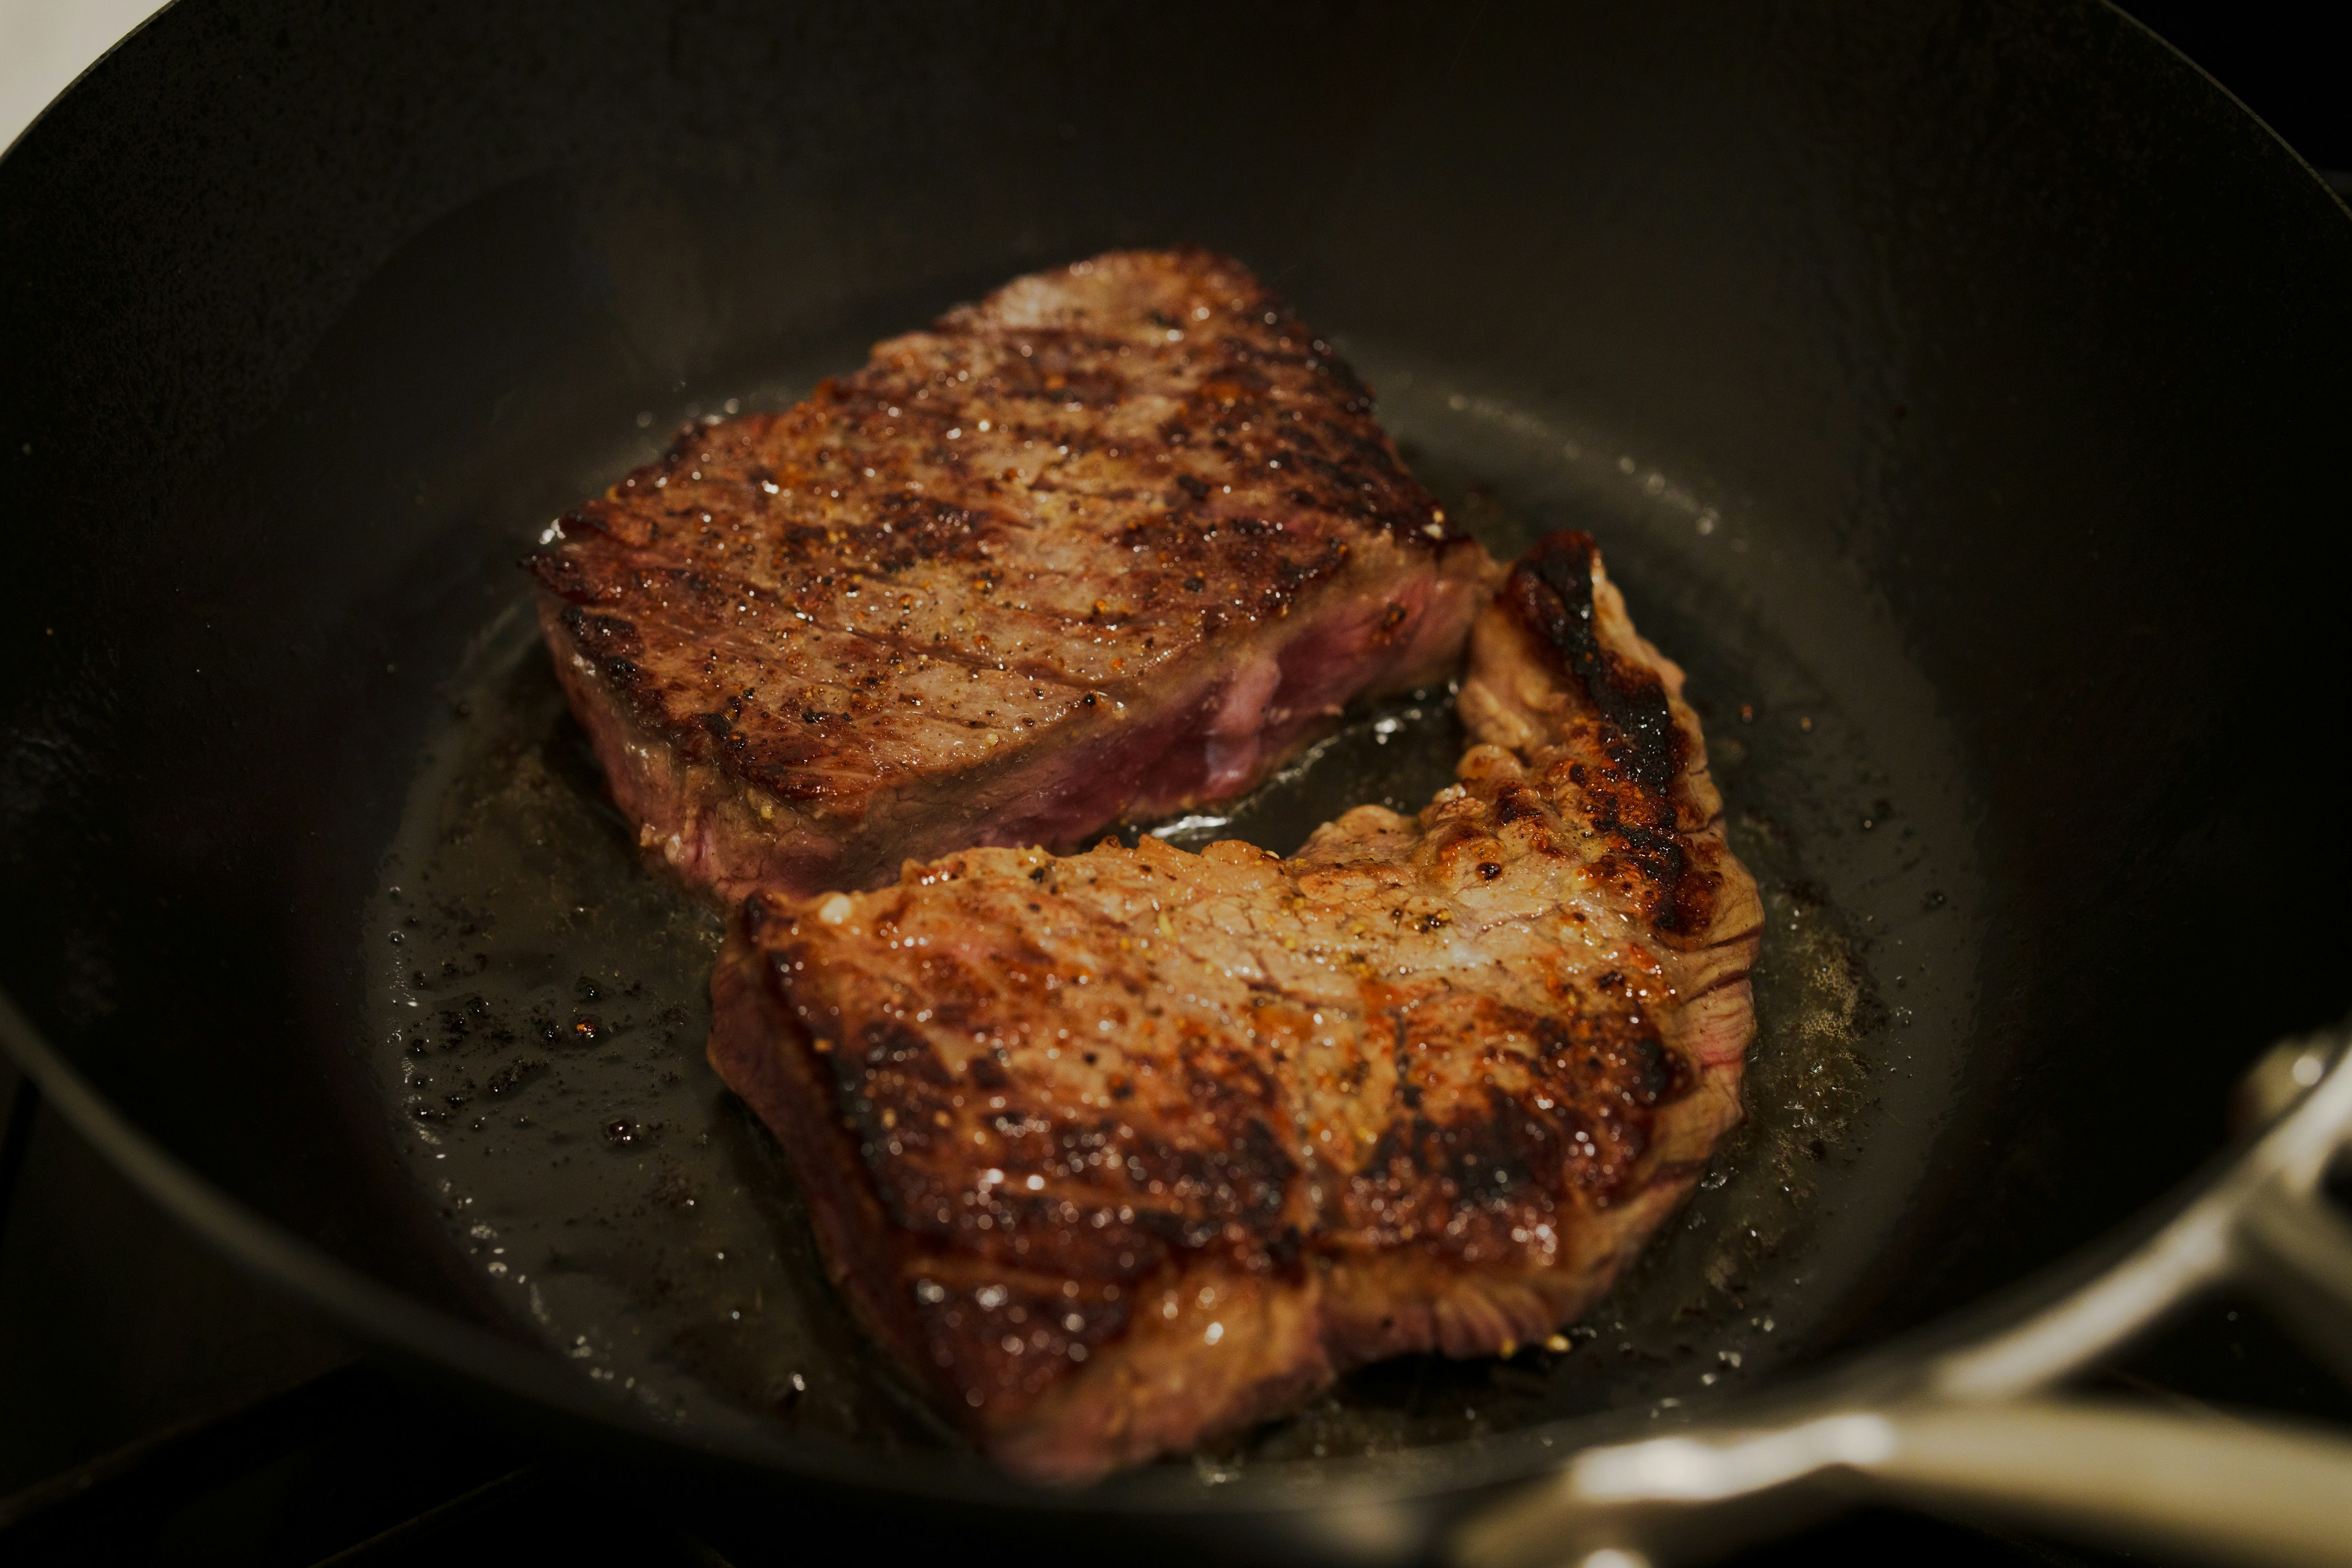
xmin=528 ymin=249 xmax=1496 ymax=905
xmin=709 ymin=531 xmax=1763 ymax=1481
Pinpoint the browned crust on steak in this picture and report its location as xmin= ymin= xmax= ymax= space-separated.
xmin=707 ymin=532 xmax=1761 ymax=1479
xmin=530 ymin=249 xmax=1496 ymax=903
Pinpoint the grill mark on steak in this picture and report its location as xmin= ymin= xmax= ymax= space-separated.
xmin=530 ymin=251 xmax=1496 ymax=902
xmin=707 ymin=533 xmax=1762 ymax=1480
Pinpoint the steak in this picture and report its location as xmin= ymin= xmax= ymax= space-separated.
xmin=707 ymin=531 xmax=1763 ymax=1480
xmin=527 ymin=249 xmax=1496 ymax=904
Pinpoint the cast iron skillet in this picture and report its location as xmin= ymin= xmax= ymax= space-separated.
xmin=4 ymin=0 xmax=2351 ymax=1561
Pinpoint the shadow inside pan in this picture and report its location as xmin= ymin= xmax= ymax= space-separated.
xmin=358 ymin=323 xmax=1988 ymax=1479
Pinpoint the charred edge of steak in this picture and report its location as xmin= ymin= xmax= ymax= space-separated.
xmin=1510 ymin=532 xmax=1682 ymax=787
xmin=1504 ymin=531 xmax=1713 ymax=937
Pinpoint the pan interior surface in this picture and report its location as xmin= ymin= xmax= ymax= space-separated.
xmin=357 ymin=316 xmax=1984 ymax=1473
xmin=5 ymin=0 xmax=2352 ymax=1518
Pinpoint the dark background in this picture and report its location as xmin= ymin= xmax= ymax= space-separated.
xmin=2 ymin=3 xmax=2347 ymax=1562
xmin=2117 ymin=2 xmax=2351 ymax=175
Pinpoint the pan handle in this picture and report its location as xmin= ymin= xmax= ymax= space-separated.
xmin=2237 ymin=1181 xmax=2352 ymax=1383
xmin=1449 ymin=1027 xmax=2352 ymax=1568
xmin=2231 ymin=1027 xmax=2352 ymax=1382
xmin=1453 ymin=1398 xmax=2352 ymax=1568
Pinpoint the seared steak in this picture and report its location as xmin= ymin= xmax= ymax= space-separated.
xmin=528 ymin=249 xmax=1495 ymax=904
xmin=708 ymin=532 xmax=1762 ymax=1480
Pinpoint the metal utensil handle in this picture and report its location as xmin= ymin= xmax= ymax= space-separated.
xmin=1453 ymin=1028 xmax=2352 ymax=1568
xmin=1461 ymin=1399 xmax=2352 ymax=1568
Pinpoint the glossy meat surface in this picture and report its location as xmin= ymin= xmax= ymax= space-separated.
xmin=529 ymin=249 xmax=1494 ymax=903
xmin=708 ymin=532 xmax=1762 ymax=1479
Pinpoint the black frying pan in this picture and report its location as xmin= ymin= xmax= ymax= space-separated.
xmin=4 ymin=1 xmax=2351 ymax=1561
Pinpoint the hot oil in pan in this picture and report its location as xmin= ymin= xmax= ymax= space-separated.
xmin=364 ymin=349 xmax=1981 ymax=1470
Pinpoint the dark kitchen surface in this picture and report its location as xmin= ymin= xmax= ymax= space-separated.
xmin=4 ymin=6 xmax=2349 ymax=1564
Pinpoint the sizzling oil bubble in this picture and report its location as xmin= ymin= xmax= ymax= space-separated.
xmin=362 ymin=341 xmax=1979 ymax=1471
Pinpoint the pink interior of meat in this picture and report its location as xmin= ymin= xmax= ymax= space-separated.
xmin=967 ymin=565 xmax=1468 ymax=852
xmin=554 ymin=549 xmax=1484 ymax=902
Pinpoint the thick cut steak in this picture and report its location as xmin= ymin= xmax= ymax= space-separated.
xmin=708 ymin=532 xmax=1763 ymax=1480
xmin=528 ymin=249 xmax=1494 ymax=903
